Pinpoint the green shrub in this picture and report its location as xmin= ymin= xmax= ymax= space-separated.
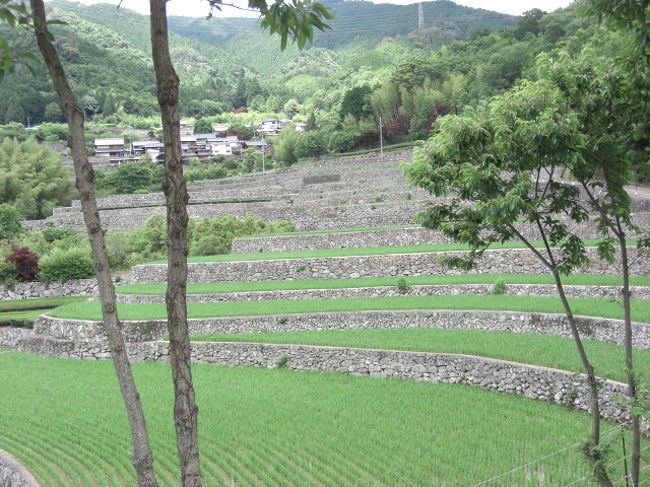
xmin=396 ymin=277 xmax=410 ymax=294
xmin=276 ymin=355 xmax=288 ymax=368
xmin=0 ymin=261 xmax=18 ymax=286
xmin=41 ymin=225 xmax=77 ymax=243
xmin=39 ymin=248 xmax=95 ymax=283
xmin=491 ymin=279 xmax=507 ymax=295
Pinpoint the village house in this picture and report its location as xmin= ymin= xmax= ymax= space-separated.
xmin=94 ymin=138 xmax=127 ymax=157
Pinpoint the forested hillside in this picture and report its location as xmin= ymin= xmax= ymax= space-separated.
xmin=0 ymin=0 xmax=518 ymax=124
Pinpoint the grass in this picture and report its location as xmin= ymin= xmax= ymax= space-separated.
xmin=251 ymin=224 xmax=419 ymax=238
xmin=0 ymin=296 xmax=89 ymax=326
xmin=0 ymin=350 xmax=645 ymax=486
xmin=149 ymin=238 xmax=630 ymax=264
xmin=115 ymin=273 xmax=650 ymax=295
xmin=189 ymin=328 xmax=650 ymax=384
xmin=47 ymin=295 xmax=650 ymax=323
xmin=0 ymin=296 xmax=89 ymax=312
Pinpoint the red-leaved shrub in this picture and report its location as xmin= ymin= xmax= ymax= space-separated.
xmin=5 ymin=246 xmax=40 ymax=282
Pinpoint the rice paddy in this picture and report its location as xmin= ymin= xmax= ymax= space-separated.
xmin=47 ymin=294 xmax=650 ymax=323
xmin=189 ymin=328 xmax=650 ymax=383
xmin=1 ymin=351 xmax=646 ymax=486
xmin=114 ymin=273 xmax=650 ymax=295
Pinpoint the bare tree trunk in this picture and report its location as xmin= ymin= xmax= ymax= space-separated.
xmin=616 ymin=225 xmax=641 ymax=487
xmin=551 ymin=271 xmax=613 ymax=486
xmin=149 ymin=2 xmax=202 ymax=486
xmin=526 ymin=218 xmax=612 ymax=486
xmin=29 ymin=2 xmax=159 ymax=486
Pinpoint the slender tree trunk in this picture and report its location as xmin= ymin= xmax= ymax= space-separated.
xmin=551 ymin=270 xmax=613 ymax=487
xmin=616 ymin=225 xmax=641 ymax=487
xmin=149 ymin=2 xmax=202 ymax=486
xmin=29 ymin=2 xmax=159 ymax=486
xmin=530 ymin=218 xmax=612 ymax=486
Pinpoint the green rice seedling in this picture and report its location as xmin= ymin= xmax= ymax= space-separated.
xmin=115 ymin=273 xmax=650 ymax=295
xmin=5 ymin=350 xmax=647 ymax=486
xmin=48 ymin=295 xmax=650 ymax=323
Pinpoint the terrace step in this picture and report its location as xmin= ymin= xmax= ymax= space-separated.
xmin=126 ymin=247 xmax=648 ymax=284
xmin=114 ymin=283 xmax=650 ymax=304
xmin=231 ymin=214 xmax=650 ymax=253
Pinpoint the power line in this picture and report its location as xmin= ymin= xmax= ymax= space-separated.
xmin=471 ymin=421 xmax=632 ymax=487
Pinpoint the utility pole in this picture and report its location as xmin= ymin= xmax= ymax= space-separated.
xmin=418 ymin=2 xmax=424 ymax=29
xmin=379 ymin=116 xmax=384 ymax=162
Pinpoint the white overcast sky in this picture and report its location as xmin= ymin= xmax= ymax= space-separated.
xmin=66 ymin=0 xmax=575 ymax=18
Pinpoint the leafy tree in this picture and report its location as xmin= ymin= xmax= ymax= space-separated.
xmin=295 ymin=129 xmax=327 ymax=157
xmin=193 ymin=117 xmax=213 ymax=134
xmin=0 ymin=137 xmax=74 ymax=219
xmin=3 ymin=98 xmax=25 ymax=124
xmin=283 ymin=98 xmax=299 ymax=118
xmin=98 ymin=160 xmax=162 ymax=194
xmin=305 ymin=111 xmax=317 ymax=131
xmin=339 ymin=85 xmax=372 ymax=122
xmin=274 ymin=127 xmax=299 ymax=164
xmin=0 ymin=203 xmax=23 ymax=242
xmin=404 ymin=77 xmax=622 ymax=485
xmin=43 ymin=101 xmax=63 ymax=122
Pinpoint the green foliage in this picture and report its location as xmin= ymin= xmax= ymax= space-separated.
xmin=274 ymin=128 xmax=299 ymax=165
xmin=491 ymin=279 xmax=507 ymax=295
xmin=0 ymin=138 xmax=74 ymax=219
xmin=39 ymin=247 xmax=95 ymax=283
xmin=41 ymin=225 xmax=77 ymax=244
xmin=193 ymin=118 xmax=213 ymax=134
xmin=275 ymin=354 xmax=288 ymax=368
xmin=0 ymin=203 xmax=22 ymax=242
xmin=396 ymin=277 xmax=409 ymax=294
xmin=95 ymin=160 xmax=163 ymax=195
xmin=295 ymin=129 xmax=327 ymax=158
xmin=120 ymin=213 xmax=295 ymax=264
xmin=327 ymin=129 xmax=359 ymax=153
xmin=0 ymin=261 xmax=18 ymax=286
xmin=339 ymin=85 xmax=372 ymax=121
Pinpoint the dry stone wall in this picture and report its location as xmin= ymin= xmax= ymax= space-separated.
xmin=31 ymin=310 xmax=650 ymax=349
xmin=0 ymin=452 xmax=40 ymax=487
xmin=126 ymin=247 xmax=648 ymax=284
xmin=14 ymin=335 xmax=649 ymax=435
xmin=232 ymin=215 xmax=650 ymax=253
xmin=0 ymin=279 xmax=96 ymax=300
xmin=115 ymin=284 xmax=650 ymax=304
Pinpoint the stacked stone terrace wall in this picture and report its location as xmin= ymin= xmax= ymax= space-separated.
xmin=25 ymin=199 xmax=427 ymax=232
xmin=232 ymin=214 xmax=650 ymax=253
xmin=127 ymin=247 xmax=648 ymax=284
xmin=0 ymin=452 xmax=40 ymax=487
xmin=115 ymin=283 xmax=650 ymax=304
xmin=31 ymin=309 xmax=650 ymax=349
xmin=0 ymin=327 xmax=35 ymax=348
xmin=0 ymin=279 xmax=96 ymax=300
xmin=14 ymin=334 xmax=649 ymax=434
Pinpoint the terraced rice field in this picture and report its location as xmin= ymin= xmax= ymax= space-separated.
xmin=47 ymin=294 xmax=650 ymax=322
xmin=1 ymin=351 xmax=648 ymax=486
xmin=6 ymin=150 xmax=650 ymax=485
